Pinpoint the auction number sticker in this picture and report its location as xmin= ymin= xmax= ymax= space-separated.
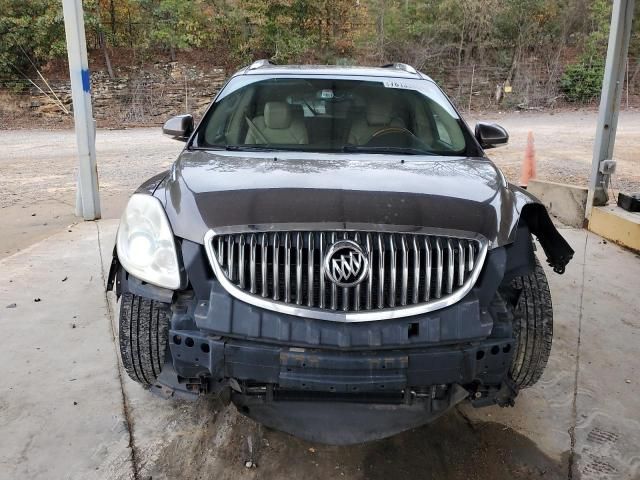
xmin=383 ymin=80 xmax=410 ymax=89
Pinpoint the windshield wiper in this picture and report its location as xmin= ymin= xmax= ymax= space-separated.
xmin=342 ymin=145 xmax=434 ymax=155
xmin=224 ymin=145 xmax=286 ymax=152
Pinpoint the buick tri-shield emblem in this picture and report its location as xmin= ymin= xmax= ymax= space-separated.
xmin=324 ymin=240 xmax=369 ymax=287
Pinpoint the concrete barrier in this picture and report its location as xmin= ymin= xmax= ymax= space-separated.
xmin=589 ymin=205 xmax=640 ymax=252
xmin=527 ymin=179 xmax=588 ymax=228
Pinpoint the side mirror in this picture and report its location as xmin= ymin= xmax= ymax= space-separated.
xmin=475 ymin=122 xmax=508 ymax=149
xmin=163 ymin=114 xmax=194 ymax=141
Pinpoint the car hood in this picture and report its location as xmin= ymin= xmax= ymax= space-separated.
xmin=157 ymin=150 xmax=522 ymax=247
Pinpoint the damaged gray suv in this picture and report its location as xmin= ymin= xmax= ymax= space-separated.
xmin=107 ymin=61 xmax=573 ymax=444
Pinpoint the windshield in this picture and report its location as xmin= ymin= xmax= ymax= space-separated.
xmin=195 ymin=75 xmax=472 ymax=156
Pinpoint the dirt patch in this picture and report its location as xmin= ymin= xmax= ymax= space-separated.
xmin=145 ymin=404 xmax=568 ymax=480
xmin=0 ymin=201 xmax=78 ymax=258
xmin=143 ymin=399 xmax=262 ymax=480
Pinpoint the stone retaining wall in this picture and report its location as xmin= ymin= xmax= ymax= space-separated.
xmin=2 ymin=62 xmax=226 ymax=127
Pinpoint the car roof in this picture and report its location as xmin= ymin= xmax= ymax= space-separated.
xmin=233 ymin=62 xmax=434 ymax=82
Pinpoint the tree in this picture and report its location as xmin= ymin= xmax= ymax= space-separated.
xmin=240 ymin=0 xmax=365 ymax=64
xmin=0 ymin=0 xmax=638 ymax=107
xmin=560 ymin=0 xmax=611 ymax=102
xmin=138 ymin=0 xmax=209 ymax=60
xmin=0 ymin=1 xmax=65 ymax=78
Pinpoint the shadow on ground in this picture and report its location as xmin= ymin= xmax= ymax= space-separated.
xmin=146 ymin=398 xmax=567 ymax=480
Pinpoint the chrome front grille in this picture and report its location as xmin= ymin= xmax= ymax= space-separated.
xmin=204 ymin=227 xmax=488 ymax=322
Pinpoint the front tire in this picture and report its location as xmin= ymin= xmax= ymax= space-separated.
xmin=118 ymin=292 xmax=170 ymax=387
xmin=504 ymin=258 xmax=553 ymax=389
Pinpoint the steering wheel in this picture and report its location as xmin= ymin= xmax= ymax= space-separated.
xmin=366 ymin=126 xmax=416 ymax=145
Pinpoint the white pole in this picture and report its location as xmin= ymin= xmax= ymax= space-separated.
xmin=586 ymin=0 xmax=635 ymax=216
xmin=63 ymin=0 xmax=101 ymax=220
xmin=467 ymin=64 xmax=475 ymax=113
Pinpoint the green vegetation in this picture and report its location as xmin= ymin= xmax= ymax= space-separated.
xmin=561 ymin=60 xmax=606 ymax=102
xmin=560 ymin=0 xmax=611 ymax=102
xmin=1 ymin=0 xmax=638 ymax=104
xmin=0 ymin=1 xmax=67 ymax=77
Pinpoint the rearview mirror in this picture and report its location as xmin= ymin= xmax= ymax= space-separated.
xmin=475 ymin=122 xmax=508 ymax=149
xmin=163 ymin=114 xmax=194 ymax=141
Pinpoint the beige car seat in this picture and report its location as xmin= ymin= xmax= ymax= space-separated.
xmin=347 ymin=96 xmax=406 ymax=145
xmin=245 ymin=101 xmax=308 ymax=144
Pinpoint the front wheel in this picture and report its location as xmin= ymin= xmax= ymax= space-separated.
xmin=118 ymin=292 xmax=170 ymax=387
xmin=503 ymin=258 xmax=553 ymax=389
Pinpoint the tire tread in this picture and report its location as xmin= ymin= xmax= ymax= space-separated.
xmin=507 ymin=258 xmax=553 ymax=389
xmin=119 ymin=292 xmax=169 ymax=387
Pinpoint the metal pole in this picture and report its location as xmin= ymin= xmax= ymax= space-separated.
xmin=586 ymin=0 xmax=635 ymax=216
xmin=467 ymin=64 xmax=475 ymax=114
xmin=62 ymin=0 xmax=101 ymax=220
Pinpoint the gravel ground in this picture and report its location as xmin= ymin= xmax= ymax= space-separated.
xmin=1 ymin=128 xmax=182 ymax=212
xmin=0 ymin=110 xmax=638 ymax=258
xmin=472 ymin=110 xmax=640 ymax=194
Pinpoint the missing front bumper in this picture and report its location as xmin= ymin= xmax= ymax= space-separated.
xmin=165 ymin=332 xmax=514 ymax=396
xmin=151 ymin=331 xmax=515 ymax=443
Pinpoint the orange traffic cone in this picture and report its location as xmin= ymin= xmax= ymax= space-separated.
xmin=520 ymin=131 xmax=536 ymax=188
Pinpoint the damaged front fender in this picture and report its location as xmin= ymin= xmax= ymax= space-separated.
xmin=511 ymin=185 xmax=574 ymax=274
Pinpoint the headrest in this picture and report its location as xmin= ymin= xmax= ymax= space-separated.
xmin=264 ymin=102 xmax=292 ymax=129
xmin=366 ymin=97 xmax=393 ymax=126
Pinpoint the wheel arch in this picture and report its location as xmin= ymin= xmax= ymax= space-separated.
xmin=508 ymin=185 xmax=575 ymax=275
xmin=107 ymin=250 xmax=174 ymax=303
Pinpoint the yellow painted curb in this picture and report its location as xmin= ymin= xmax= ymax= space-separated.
xmin=588 ymin=206 xmax=640 ymax=252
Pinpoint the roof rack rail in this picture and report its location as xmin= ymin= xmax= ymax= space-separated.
xmin=380 ymin=63 xmax=418 ymax=75
xmin=248 ymin=59 xmax=273 ymax=70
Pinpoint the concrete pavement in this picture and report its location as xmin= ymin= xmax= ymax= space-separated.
xmin=1 ymin=221 xmax=638 ymax=479
xmin=0 ymin=222 xmax=132 ymax=479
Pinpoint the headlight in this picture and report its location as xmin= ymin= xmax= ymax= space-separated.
xmin=116 ymin=194 xmax=181 ymax=289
